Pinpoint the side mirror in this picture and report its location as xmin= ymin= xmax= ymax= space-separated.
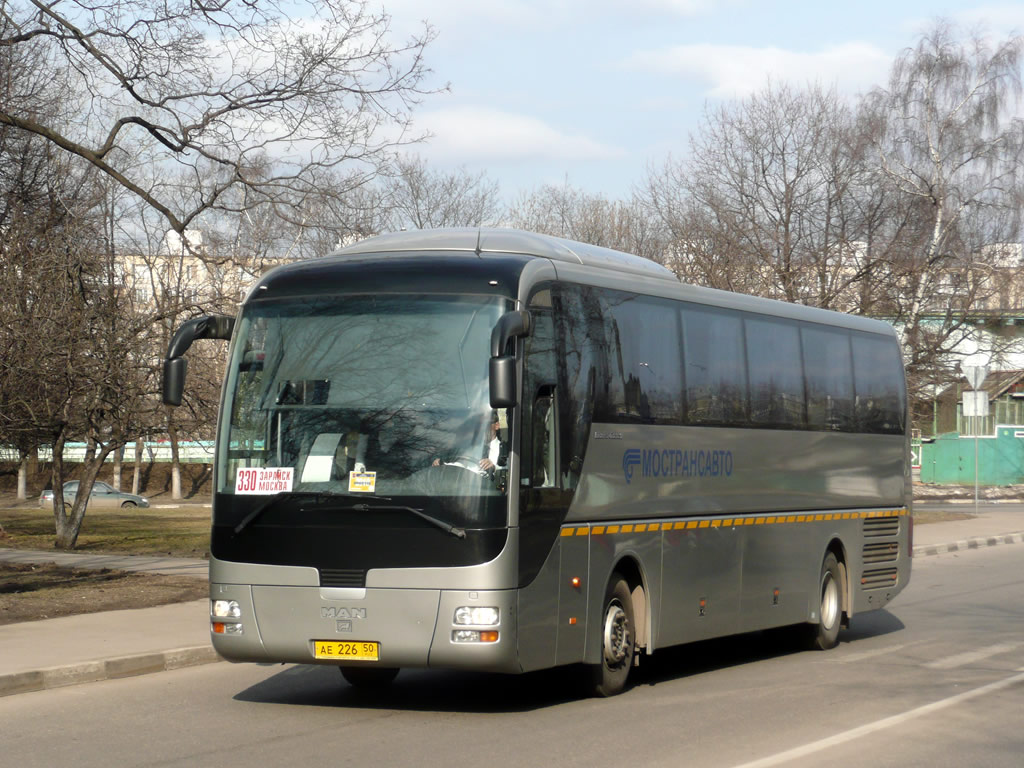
xmin=489 ymin=310 xmax=531 ymax=408
xmin=162 ymin=314 xmax=235 ymax=406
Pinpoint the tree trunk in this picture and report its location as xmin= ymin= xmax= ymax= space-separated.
xmin=54 ymin=441 xmax=116 ymax=550
xmin=113 ymin=447 xmax=122 ymax=490
xmin=132 ymin=438 xmax=143 ymax=495
xmin=17 ymin=453 xmax=28 ymax=500
xmin=51 ymin=431 xmax=71 ymax=547
xmin=169 ymin=419 xmax=182 ymax=500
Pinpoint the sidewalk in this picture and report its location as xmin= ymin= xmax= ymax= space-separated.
xmin=1 ymin=504 xmax=1022 ymax=698
xmin=911 ymin=505 xmax=1024 ymax=555
xmin=0 ymin=550 xmax=215 ymax=697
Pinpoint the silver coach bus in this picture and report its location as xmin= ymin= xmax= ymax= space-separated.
xmin=163 ymin=228 xmax=911 ymax=696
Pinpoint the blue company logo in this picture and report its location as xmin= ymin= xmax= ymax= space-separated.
xmin=622 ymin=449 xmax=642 ymax=483
xmin=622 ymin=447 xmax=734 ymax=484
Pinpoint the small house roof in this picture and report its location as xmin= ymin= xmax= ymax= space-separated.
xmin=937 ymin=369 xmax=1024 ymax=401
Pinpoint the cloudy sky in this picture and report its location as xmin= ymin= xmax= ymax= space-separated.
xmin=380 ymin=0 xmax=1024 ymax=201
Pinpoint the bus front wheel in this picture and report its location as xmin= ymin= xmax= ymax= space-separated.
xmin=806 ymin=553 xmax=842 ymax=651
xmin=589 ymin=575 xmax=635 ymax=697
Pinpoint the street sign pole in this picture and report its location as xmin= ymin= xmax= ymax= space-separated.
xmin=962 ymin=364 xmax=989 ymax=516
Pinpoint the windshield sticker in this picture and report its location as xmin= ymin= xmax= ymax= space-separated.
xmin=349 ymin=471 xmax=377 ymax=493
xmin=236 ymin=467 xmax=294 ymax=495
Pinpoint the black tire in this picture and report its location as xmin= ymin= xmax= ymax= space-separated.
xmin=806 ymin=553 xmax=842 ymax=650
xmin=121 ymin=501 xmax=137 ymax=509
xmin=588 ymin=575 xmax=635 ymax=697
xmin=340 ymin=666 xmax=399 ymax=689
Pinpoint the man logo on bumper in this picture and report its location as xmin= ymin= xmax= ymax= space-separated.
xmin=321 ymin=607 xmax=366 ymax=619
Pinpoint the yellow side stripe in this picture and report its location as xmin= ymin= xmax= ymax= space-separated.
xmin=565 ymin=508 xmax=908 ymax=538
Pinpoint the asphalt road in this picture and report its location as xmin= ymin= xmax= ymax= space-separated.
xmin=2 ymin=544 xmax=1022 ymax=768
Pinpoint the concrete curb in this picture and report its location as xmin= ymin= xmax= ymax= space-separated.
xmin=0 ymin=645 xmax=221 ymax=698
xmin=913 ymin=531 xmax=1024 ymax=558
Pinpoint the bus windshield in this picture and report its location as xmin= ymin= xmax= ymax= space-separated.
xmin=216 ymin=294 xmax=513 ymax=506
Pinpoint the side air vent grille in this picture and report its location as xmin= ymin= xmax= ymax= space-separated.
xmin=863 ymin=541 xmax=900 ymax=564
xmin=319 ymin=569 xmax=366 ymax=588
xmin=863 ymin=516 xmax=900 ymax=538
xmin=861 ymin=567 xmax=898 ymax=590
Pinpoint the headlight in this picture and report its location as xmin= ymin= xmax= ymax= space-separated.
xmin=212 ymin=599 xmax=241 ymax=618
xmin=453 ymin=606 xmax=499 ymax=626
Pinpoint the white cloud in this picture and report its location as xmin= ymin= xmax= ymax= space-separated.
xmin=948 ymin=4 xmax=1024 ymax=32
xmin=623 ymin=42 xmax=892 ymax=99
xmin=385 ymin=0 xmax=544 ymax=39
xmin=414 ymin=107 xmax=624 ymax=163
xmin=619 ymin=0 xmax=731 ymax=15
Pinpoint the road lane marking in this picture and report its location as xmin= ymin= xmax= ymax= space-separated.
xmin=924 ymin=642 xmax=1022 ymax=670
xmin=838 ymin=641 xmax=926 ymax=664
xmin=730 ymin=668 xmax=1024 ymax=768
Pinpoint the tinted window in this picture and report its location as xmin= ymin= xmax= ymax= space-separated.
xmin=745 ymin=317 xmax=805 ymax=428
xmin=603 ymin=292 xmax=683 ymax=424
xmin=852 ymin=335 xmax=905 ymax=434
xmin=802 ymin=326 xmax=855 ymax=431
xmin=683 ymin=306 xmax=748 ymax=425
xmin=554 ymin=285 xmax=609 ymax=473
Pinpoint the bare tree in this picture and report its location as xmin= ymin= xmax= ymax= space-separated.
xmin=375 ymin=154 xmax=502 ymax=232
xmin=643 ymin=82 xmax=868 ymax=306
xmin=860 ymin=22 xmax=1024 ymax=408
xmin=0 ymin=0 xmax=437 ymax=236
xmin=506 ymin=181 xmax=667 ymax=264
xmin=0 ymin=126 xmax=148 ymax=548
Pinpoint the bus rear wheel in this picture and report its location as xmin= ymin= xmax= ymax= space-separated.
xmin=806 ymin=553 xmax=842 ymax=651
xmin=340 ymin=666 xmax=399 ymax=689
xmin=589 ymin=575 xmax=635 ymax=697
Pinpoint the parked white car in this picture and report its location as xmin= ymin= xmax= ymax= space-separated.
xmin=39 ymin=481 xmax=150 ymax=510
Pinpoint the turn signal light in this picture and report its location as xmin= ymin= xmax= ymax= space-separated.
xmin=452 ymin=630 xmax=500 ymax=643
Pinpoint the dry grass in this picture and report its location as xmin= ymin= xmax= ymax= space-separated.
xmin=0 ymin=504 xmax=210 ymax=557
xmin=0 ymin=562 xmax=207 ymax=625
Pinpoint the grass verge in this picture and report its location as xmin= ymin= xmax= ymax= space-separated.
xmin=912 ymin=508 xmax=976 ymax=525
xmin=0 ymin=562 xmax=208 ymax=625
xmin=0 ymin=505 xmax=210 ymax=558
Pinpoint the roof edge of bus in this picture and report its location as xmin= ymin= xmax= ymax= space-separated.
xmin=333 ymin=227 xmax=679 ymax=282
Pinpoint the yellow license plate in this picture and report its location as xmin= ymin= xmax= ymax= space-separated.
xmin=313 ymin=640 xmax=379 ymax=661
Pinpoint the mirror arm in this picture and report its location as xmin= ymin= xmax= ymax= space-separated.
xmin=489 ymin=310 xmax=531 ymax=358
xmin=166 ymin=315 xmax=235 ymax=360
xmin=489 ymin=310 xmax=532 ymax=409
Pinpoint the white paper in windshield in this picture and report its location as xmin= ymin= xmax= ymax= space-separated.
xmin=235 ymin=467 xmax=294 ymax=495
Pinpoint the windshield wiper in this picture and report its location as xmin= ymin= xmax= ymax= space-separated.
xmin=232 ymin=490 xmax=346 ymax=536
xmin=345 ymin=502 xmax=466 ymax=539
xmin=232 ymin=492 xmax=466 ymax=540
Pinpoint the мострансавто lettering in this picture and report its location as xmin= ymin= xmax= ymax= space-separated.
xmin=622 ymin=448 xmax=734 ymax=484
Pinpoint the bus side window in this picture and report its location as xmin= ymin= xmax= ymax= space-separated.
xmin=532 ymin=386 xmax=558 ymax=488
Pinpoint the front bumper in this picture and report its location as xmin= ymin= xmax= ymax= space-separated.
xmin=209 ymin=582 xmax=520 ymax=674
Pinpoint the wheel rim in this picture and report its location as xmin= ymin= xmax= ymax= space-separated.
xmin=820 ymin=571 xmax=840 ymax=630
xmin=602 ymin=601 xmax=631 ymax=668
